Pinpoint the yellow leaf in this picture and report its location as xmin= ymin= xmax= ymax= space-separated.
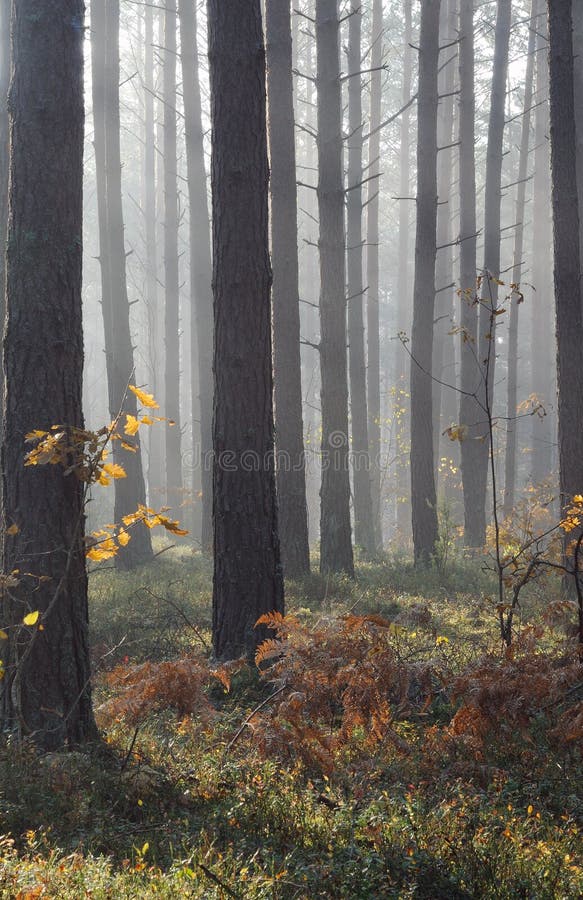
xmin=118 ymin=528 xmax=131 ymax=547
xmin=103 ymin=462 xmax=126 ymax=480
xmin=140 ymin=416 xmax=154 ymax=426
xmin=87 ymin=546 xmax=117 ymax=562
xmin=129 ymin=385 xmax=159 ymax=409
xmin=0 ymin=630 xmax=8 ymax=640
xmin=6 ymin=524 xmax=19 ymax=536
xmin=23 ymin=611 xmax=39 ymax=626
xmin=24 ymin=430 xmax=48 ymax=441
xmin=124 ymin=415 xmax=140 ymax=436
xmin=97 ymin=471 xmax=111 ymax=486
xmin=120 ymin=440 xmax=137 ymax=453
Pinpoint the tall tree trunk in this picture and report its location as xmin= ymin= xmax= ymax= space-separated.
xmin=366 ymin=0 xmax=384 ymax=549
xmin=265 ymin=0 xmax=311 ymax=578
xmin=410 ymin=0 xmax=441 ymax=564
xmin=573 ymin=0 xmax=583 ymax=267
xmin=0 ymin=0 xmax=9 ymax=440
xmin=0 ymin=0 xmax=98 ymax=748
xmin=143 ymin=1 xmax=163 ymax=508
xmin=503 ymin=0 xmax=537 ymax=515
xmin=458 ymin=0 xmax=482 ymax=547
xmin=433 ymin=0 xmax=456 ymax=482
xmin=346 ymin=0 xmax=376 ymax=558
xmin=179 ymin=0 xmax=214 ymax=551
xmin=316 ymin=0 xmax=354 ymax=575
xmin=531 ymin=10 xmax=553 ymax=486
xmin=91 ymin=0 xmax=153 ymax=569
xmin=473 ymin=0 xmax=512 ymax=545
xmin=548 ymin=0 xmax=583 ymax=523
xmin=396 ymin=0 xmax=413 ymax=537
xmin=208 ymin=0 xmax=284 ymax=660
xmin=164 ymin=0 xmax=182 ymax=510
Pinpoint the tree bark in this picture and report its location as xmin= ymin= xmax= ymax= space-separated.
xmin=458 ymin=0 xmax=482 ymax=547
xmin=265 ymin=0 xmax=311 ymax=578
xmin=143 ymin=1 xmax=163 ymax=509
xmin=396 ymin=0 xmax=413 ymax=536
xmin=503 ymin=0 xmax=537 ymax=515
xmin=433 ymin=0 xmax=456 ymax=483
xmin=366 ymin=0 xmax=384 ymax=549
xmin=531 ymin=9 xmax=554 ymax=486
xmin=315 ymin=0 xmax=354 ymax=575
xmin=346 ymin=0 xmax=376 ymax=558
xmin=91 ymin=0 xmax=153 ymax=569
xmin=163 ymin=0 xmax=183 ymax=510
xmin=0 ymin=0 xmax=98 ymax=748
xmin=473 ymin=0 xmax=512 ymax=545
xmin=410 ymin=0 xmax=441 ymax=565
xmin=179 ymin=0 xmax=214 ymax=551
xmin=208 ymin=0 xmax=284 ymax=660
xmin=0 ymin=0 xmax=9 ymax=447
xmin=548 ymin=0 xmax=583 ymax=518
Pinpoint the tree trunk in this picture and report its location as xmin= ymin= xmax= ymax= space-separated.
xmin=316 ymin=0 xmax=354 ymax=576
xmin=410 ymin=0 xmax=441 ymax=565
xmin=208 ymin=0 xmax=284 ymax=660
xmin=366 ymin=0 xmax=384 ymax=549
xmin=573 ymin=0 xmax=583 ymax=267
xmin=458 ymin=0 xmax=483 ymax=547
xmin=179 ymin=0 xmax=214 ymax=551
xmin=0 ymin=0 xmax=98 ymax=748
xmin=473 ymin=0 xmax=512 ymax=545
xmin=265 ymin=0 xmax=311 ymax=578
xmin=346 ymin=0 xmax=376 ymax=558
xmin=0 ymin=0 xmax=9 ymax=445
xmin=433 ymin=0 xmax=456 ymax=483
xmin=396 ymin=0 xmax=413 ymax=537
xmin=91 ymin=0 xmax=153 ymax=569
xmin=503 ymin=0 xmax=537 ymax=516
xmin=548 ymin=0 xmax=583 ymax=518
xmin=531 ymin=9 xmax=554 ymax=486
xmin=163 ymin=0 xmax=182 ymax=510
xmin=143 ymin=1 xmax=163 ymax=508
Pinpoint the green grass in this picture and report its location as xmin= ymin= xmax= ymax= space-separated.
xmin=0 ymin=548 xmax=580 ymax=898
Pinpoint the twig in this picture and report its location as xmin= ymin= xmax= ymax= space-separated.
xmin=224 ymin=684 xmax=289 ymax=756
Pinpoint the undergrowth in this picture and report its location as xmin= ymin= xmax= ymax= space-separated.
xmin=0 ymin=550 xmax=580 ymax=898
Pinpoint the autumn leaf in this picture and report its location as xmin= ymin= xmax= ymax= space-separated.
xmin=6 ymin=524 xmax=19 ymax=536
xmin=103 ymin=462 xmax=127 ymax=480
xmin=129 ymin=385 xmax=159 ymax=409
xmin=23 ymin=611 xmax=40 ymax=626
xmin=118 ymin=528 xmax=131 ymax=547
xmin=124 ymin=414 xmax=140 ymax=436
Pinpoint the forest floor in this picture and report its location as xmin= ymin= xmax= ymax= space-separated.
xmin=0 ymin=545 xmax=581 ymax=898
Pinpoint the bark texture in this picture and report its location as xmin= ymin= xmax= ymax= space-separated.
xmin=366 ymin=0 xmax=384 ymax=549
xmin=163 ymin=0 xmax=183 ymax=509
xmin=458 ymin=0 xmax=482 ymax=546
xmin=143 ymin=1 xmax=163 ymax=507
xmin=266 ymin=0 xmax=311 ymax=577
xmin=410 ymin=0 xmax=441 ymax=564
xmin=316 ymin=0 xmax=354 ymax=575
xmin=208 ymin=0 xmax=284 ymax=659
xmin=548 ymin=0 xmax=583 ymax=517
xmin=347 ymin=0 xmax=376 ymax=557
xmin=473 ymin=0 xmax=511 ymax=545
xmin=91 ymin=0 xmax=153 ymax=569
xmin=531 ymin=11 xmax=554 ymax=486
xmin=396 ymin=0 xmax=413 ymax=536
xmin=503 ymin=0 xmax=537 ymax=515
xmin=0 ymin=0 xmax=98 ymax=748
xmin=179 ymin=0 xmax=214 ymax=551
